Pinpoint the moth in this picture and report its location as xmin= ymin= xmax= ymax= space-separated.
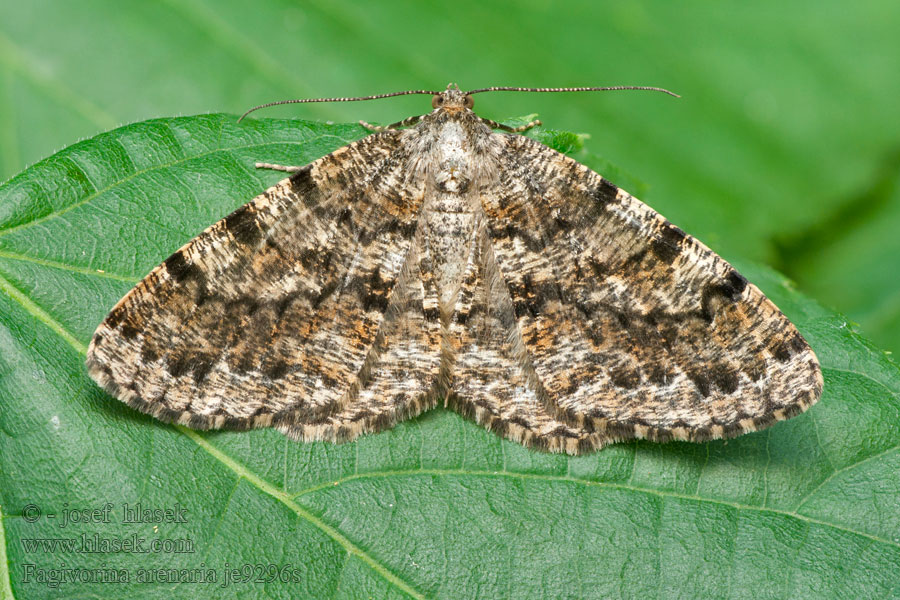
xmin=86 ymin=84 xmax=823 ymax=454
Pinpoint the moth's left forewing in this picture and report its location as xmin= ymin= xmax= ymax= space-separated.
xmin=87 ymin=130 xmax=444 ymax=439
xmin=479 ymin=133 xmax=822 ymax=449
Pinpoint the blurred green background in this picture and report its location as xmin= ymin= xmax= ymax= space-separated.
xmin=2 ymin=0 xmax=899 ymax=354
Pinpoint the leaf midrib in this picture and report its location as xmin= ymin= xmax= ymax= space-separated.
xmin=179 ymin=426 xmax=425 ymax=599
xmin=2 ymin=263 xmax=900 ymax=598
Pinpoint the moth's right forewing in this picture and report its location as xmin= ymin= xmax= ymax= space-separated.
xmin=476 ymin=134 xmax=822 ymax=447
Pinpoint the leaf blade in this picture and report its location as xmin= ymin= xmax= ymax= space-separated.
xmin=1 ymin=116 xmax=898 ymax=599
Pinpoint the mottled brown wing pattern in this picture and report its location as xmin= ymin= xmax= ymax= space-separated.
xmin=278 ymin=226 xmax=445 ymax=442
xmin=473 ymin=134 xmax=822 ymax=449
xmin=448 ymin=218 xmax=594 ymax=454
xmin=87 ymin=131 xmax=442 ymax=440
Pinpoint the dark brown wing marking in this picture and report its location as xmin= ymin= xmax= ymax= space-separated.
xmin=277 ymin=225 xmax=445 ymax=442
xmin=471 ymin=134 xmax=822 ymax=449
xmin=449 ymin=219 xmax=600 ymax=454
xmin=87 ymin=131 xmax=442 ymax=438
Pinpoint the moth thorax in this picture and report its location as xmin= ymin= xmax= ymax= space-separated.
xmin=432 ymin=122 xmax=473 ymax=194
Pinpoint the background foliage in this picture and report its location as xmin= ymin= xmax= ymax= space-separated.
xmin=1 ymin=1 xmax=899 ymax=599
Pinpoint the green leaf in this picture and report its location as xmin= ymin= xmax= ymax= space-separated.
xmin=1 ymin=116 xmax=899 ymax=600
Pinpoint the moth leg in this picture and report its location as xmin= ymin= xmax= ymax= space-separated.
xmin=254 ymin=162 xmax=304 ymax=173
xmin=359 ymin=114 xmax=424 ymax=132
xmin=477 ymin=116 xmax=542 ymax=133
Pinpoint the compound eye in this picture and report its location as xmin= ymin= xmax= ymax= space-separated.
xmin=463 ymin=95 xmax=474 ymax=109
xmin=431 ymin=95 xmax=443 ymax=109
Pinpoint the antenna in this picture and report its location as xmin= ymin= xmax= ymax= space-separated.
xmin=237 ymin=85 xmax=680 ymax=121
xmin=465 ymin=86 xmax=680 ymax=97
xmin=237 ymin=90 xmax=442 ymax=122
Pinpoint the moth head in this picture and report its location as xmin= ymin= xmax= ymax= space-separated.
xmin=432 ymin=84 xmax=474 ymax=112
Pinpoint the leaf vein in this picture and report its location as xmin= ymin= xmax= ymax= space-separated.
xmin=793 ymin=445 xmax=900 ymax=513
xmin=0 ymin=250 xmax=140 ymax=283
xmin=0 ymin=268 xmax=86 ymax=353
xmin=199 ymin=477 xmax=241 ymax=564
xmin=291 ymin=468 xmax=900 ymax=551
xmin=178 ymin=427 xmax=425 ymax=599
xmin=821 ymin=365 xmax=900 ymax=400
xmin=0 ymin=136 xmax=348 ymax=238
